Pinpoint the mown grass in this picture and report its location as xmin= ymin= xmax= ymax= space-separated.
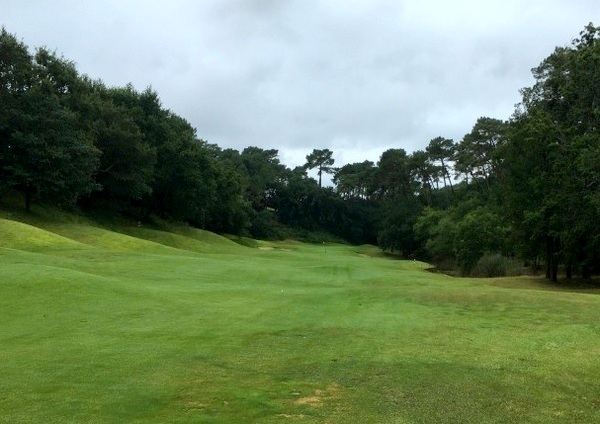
xmin=1 ymin=211 xmax=599 ymax=423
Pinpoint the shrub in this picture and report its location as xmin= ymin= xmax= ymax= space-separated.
xmin=470 ymin=253 xmax=523 ymax=277
xmin=454 ymin=207 xmax=507 ymax=274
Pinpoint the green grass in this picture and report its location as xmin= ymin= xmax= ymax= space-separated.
xmin=1 ymin=213 xmax=600 ymax=423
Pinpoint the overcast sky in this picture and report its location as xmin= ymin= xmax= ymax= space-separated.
xmin=3 ymin=0 xmax=599 ymax=171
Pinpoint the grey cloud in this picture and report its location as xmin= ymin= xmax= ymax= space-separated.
xmin=3 ymin=0 xmax=600 ymax=167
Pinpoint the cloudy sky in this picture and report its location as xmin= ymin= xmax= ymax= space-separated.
xmin=3 ymin=0 xmax=599 ymax=171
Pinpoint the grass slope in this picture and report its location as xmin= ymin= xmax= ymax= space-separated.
xmin=0 ymin=218 xmax=88 ymax=251
xmin=1 ymin=214 xmax=599 ymax=423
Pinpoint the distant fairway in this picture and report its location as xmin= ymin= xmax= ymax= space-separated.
xmin=1 ymin=216 xmax=599 ymax=423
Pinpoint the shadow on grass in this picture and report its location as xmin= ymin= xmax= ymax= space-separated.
xmin=482 ymin=275 xmax=600 ymax=296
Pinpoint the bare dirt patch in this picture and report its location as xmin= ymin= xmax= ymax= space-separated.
xmin=295 ymin=394 xmax=323 ymax=407
xmin=293 ymin=383 xmax=341 ymax=408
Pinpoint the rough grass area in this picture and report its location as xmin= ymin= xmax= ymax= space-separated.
xmin=1 ymin=213 xmax=599 ymax=423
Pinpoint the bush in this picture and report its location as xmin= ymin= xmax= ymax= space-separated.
xmin=454 ymin=207 xmax=507 ymax=274
xmin=470 ymin=253 xmax=523 ymax=277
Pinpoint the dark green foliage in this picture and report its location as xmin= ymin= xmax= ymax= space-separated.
xmin=373 ymin=148 xmax=428 ymax=256
xmin=0 ymin=30 xmax=100 ymax=209
xmin=333 ymin=160 xmax=376 ymax=200
xmin=204 ymin=159 xmax=251 ymax=234
xmin=377 ymin=195 xmax=421 ymax=255
xmin=454 ymin=117 xmax=507 ymax=191
xmin=87 ymin=85 xmax=156 ymax=206
xmin=341 ymin=198 xmax=380 ymax=244
xmin=248 ymin=209 xmax=281 ymax=239
xmin=453 ymin=207 xmax=507 ymax=274
xmin=413 ymin=207 xmax=457 ymax=263
xmin=374 ymin=148 xmax=415 ymax=199
xmin=271 ymin=167 xmax=311 ymax=227
xmin=411 ymin=24 xmax=600 ymax=280
xmin=500 ymin=23 xmax=600 ymax=280
xmin=239 ymin=146 xmax=287 ymax=211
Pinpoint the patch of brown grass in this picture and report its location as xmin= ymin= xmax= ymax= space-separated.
xmin=293 ymin=383 xmax=341 ymax=409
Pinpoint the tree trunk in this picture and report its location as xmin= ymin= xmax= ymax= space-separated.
xmin=546 ymin=236 xmax=559 ymax=282
xmin=440 ymin=159 xmax=454 ymax=195
xmin=447 ymin=171 xmax=454 ymax=195
xmin=551 ymin=258 xmax=559 ymax=283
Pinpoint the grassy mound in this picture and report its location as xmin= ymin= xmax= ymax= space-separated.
xmin=43 ymin=223 xmax=189 ymax=254
xmin=0 ymin=218 xmax=87 ymax=251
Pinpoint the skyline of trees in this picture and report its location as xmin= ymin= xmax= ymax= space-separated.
xmin=2 ymin=24 xmax=599 ymax=281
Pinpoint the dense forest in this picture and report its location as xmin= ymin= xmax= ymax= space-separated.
xmin=1 ymin=25 xmax=599 ymax=281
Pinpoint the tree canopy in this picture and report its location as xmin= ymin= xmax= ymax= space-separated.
xmin=304 ymin=148 xmax=334 ymax=188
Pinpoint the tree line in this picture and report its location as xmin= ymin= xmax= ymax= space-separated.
xmin=1 ymin=25 xmax=599 ymax=281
